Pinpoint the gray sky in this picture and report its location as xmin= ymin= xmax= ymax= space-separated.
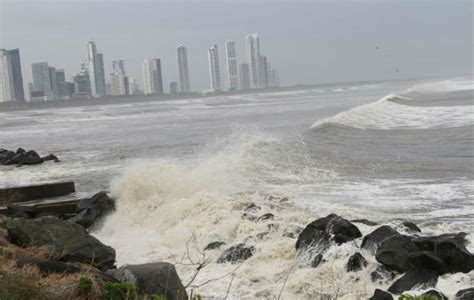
xmin=1 ymin=0 xmax=473 ymax=92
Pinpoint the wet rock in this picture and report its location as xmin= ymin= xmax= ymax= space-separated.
xmin=412 ymin=233 xmax=474 ymax=274
xmin=7 ymin=205 xmax=36 ymax=219
xmin=43 ymin=154 xmax=60 ymax=162
xmin=375 ymin=235 xmax=417 ymax=272
xmin=16 ymin=256 xmax=82 ymax=274
xmin=408 ymin=251 xmax=449 ymax=275
xmin=369 ymin=289 xmax=393 ymax=300
xmin=217 ymin=243 xmax=255 ymax=264
xmin=68 ymin=191 xmax=115 ymax=228
xmin=401 ymin=221 xmax=421 ymax=233
xmin=455 ymin=288 xmax=474 ymax=300
xmin=361 ymin=226 xmax=400 ymax=253
xmin=257 ymin=213 xmax=274 ymax=222
xmin=387 ymin=269 xmax=438 ymax=294
xmin=346 ymin=252 xmax=367 ymax=272
xmin=244 ymin=203 xmax=261 ymax=212
xmin=0 ymin=148 xmax=59 ymax=167
xmin=311 ymin=254 xmax=324 ymax=268
xmin=370 ymin=265 xmax=398 ymax=283
xmin=106 ymin=262 xmax=186 ymax=299
xmin=351 ymin=219 xmax=378 ymax=226
xmin=422 ymin=289 xmax=448 ymax=300
xmin=204 ymin=241 xmax=225 ymax=251
xmin=5 ymin=216 xmax=115 ymax=270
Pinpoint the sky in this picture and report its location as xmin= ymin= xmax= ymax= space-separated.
xmin=1 ymin=0 xmax=473 ymax=92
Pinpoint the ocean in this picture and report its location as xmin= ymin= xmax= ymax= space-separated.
xmin=1 ymin=77 xmax=473 ymax=298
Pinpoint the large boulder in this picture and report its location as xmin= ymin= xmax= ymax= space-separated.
xmin=401 ymin=221 xmax=421 ymax=233
xmin=375 ymin=235 xmax=417 ymax=272
xmin=361 ymin=226 xmax=400 ymax=253
xmin=387 ymin=270 xmax=438 ymax=294
xmin=455 ymin=288 xmax=474 ymax=300
xmin=412 ymin=233 xmax=474 ymax=274
xmin=422 ymin=289 xmax=448 ymax=300
xmin=68 ymin=192 xmax=115 ymax=228
xmin=106 ymin=263 xmax=186 ymax=299
xmin=16 ymin=256 xmax=82 ymax=275
xmin=5 ymin=216 xmax=115 ymax=270
xmin=369 ymin=289 xmax=393 ymax=300
xmin=217 ymin=243 xmax=255 ymax=264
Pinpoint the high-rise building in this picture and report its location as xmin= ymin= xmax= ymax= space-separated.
xmin=31 ymin=62 xmax=54 ymax=100
xmin=128 ymin=77 xmax=139 ymax=95
xmin=239 ymin=63 xmax=250 ymax=90
xmin=73 ymin=63 xmax=91 ymax=97
xmin=245 ymin=33 xmax=262 ymax=88
xmin=86 ymin=40 xmax=106 ymax=97
xmin=0 ymin=48 xmax=25 ymax=102
xmin=142 ymin=58 xmax=164 ymax=95
xmin=110 ymin=59 xmax=128 ymax=96
xmin=224 ymin=40 xmax=238 ymax=91
xmin=169 ymin=82 xmax=178 ymax=94
xmin=176 ymin=45 xmax=191 ymax=93
xmin=208 ymin=45 xmax=221 ymax=91
xmin=260 ymin=55 xmax=269 ymax=88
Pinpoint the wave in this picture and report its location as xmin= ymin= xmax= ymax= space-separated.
xmin=311 ymin=79 xmax=474 ymax=130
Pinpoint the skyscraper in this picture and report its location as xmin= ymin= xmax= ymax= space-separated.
xmin=245 ymin=33 xmax=261 ymax=88
xmin=239 ymin=63 xmax=250 ymax=91
xmin=110 ymin=59 xmax=128 ymax=96
xmin=73 ymin=63 xmax=91 ymax=97
xmin=0 ymin=48 xmax=25 ymax=102
xmin=142 ymin=58 xmax=164 ymax=95
xmin=176 ymin=45 xmax=191 ymax=93
xmin=260 ymin=55 xmax=269 ymax=88
xmin=87 ymin=40 xmax=106 ymax=97
xmin=31 ymin=62 xmax=54 ymax=100
xmin=224 ymin=40 xmax=238 ymax=91
xmin=169 ymin=82 xmax=178 ymax=94
xmin=208 ymin=45 xmax=221 ymax=91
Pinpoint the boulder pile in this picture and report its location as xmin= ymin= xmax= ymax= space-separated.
xmin=0 ymin=148 xmax=59 ymax=167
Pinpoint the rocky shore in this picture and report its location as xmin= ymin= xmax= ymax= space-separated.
xmin=0 ymin=148 xmax=59 ymax=167
xmin=0 ymin=188 xmax=473 ymax=299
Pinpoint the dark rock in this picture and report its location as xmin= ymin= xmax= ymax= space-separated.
xmin=257 ymin=213 xmax=274 ymax=222
xmin=455 ymin=288 xmax=474 ymax=300
xmin=5 ymin=216 xmax=115 ymax=270
xmin=351 ymin=219 xmax=378 ymax=226
xmin=387 ymin=269 xmax=438 ymax=294
xmin=412 ymin=233 xmax=474 ymax=274
xmin=217 ymin=243 xmax=255 ymax=263
xmin=244 ymin=203 xmax=261 ymax=212
xmin=369 ymin=289 xmax=393 ymax=300
xmin=311 ymin=254 xmax=324 ymax=268
xmin=346 ymin=252 xmax=367 ymax=272
xmin=43 ymin=154 xmax=60 ymax=162
xmin=422 ymin=289 xmax=447 ymax=300
xmin=408 ymin=251 xmax=449 ymax=275
xmin=204 ymin=241 xmax=225 ymax=251
xmin=326 ymin=215 xmax=362 ymax=244
xmin=375 ymin=235 xmax=417 ymax=272
xmin=16 ymin=256 xmax=82 ymax=274
xmin=68 ymin=191 xmax=115 ymax=228
xmin=7 ymin=205 xmax=36 ymax=219
xmin=370 ymin=265 xmax=398 ymax=283
xmin=361 ymin=226 xmax=400 ymax=253
xmin=402 ymin=221 xmax=421 ymax=233
xmin=20 ymin=150 xmax=44 ymax=166
xmin=0 ymin=149 xmax=15 ymax=164
xmin=16 ymin=148 xmax=26 ymax=154
xmin=106 ymin=263 xmax=186 ymax=299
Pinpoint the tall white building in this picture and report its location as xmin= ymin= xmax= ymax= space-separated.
xmin=208 ymin=45 xmax=221 ymax=91
xmin=110 ymin=59 xmax=128 ymax=96
xmin=142 ymin=58 xmax=164 ymax=95
xmin=87 ymin=40 xmax=106 ymax=97
xmin=176 ymin=45 xmax=191 ymax=92
xmin=0 ymin=53 xmax=14 ymax=102
xmin=224 ymin=40 xmax=238 ymax=91
xmin=245 ymin=33 xmax=262 ymax=88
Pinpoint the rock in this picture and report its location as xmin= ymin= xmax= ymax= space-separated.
xmin=68 ymin=191 xmax=115 ymax=228
xmin=369 ymin=289 xmax=393 ymax=300
xmin=106 ymin=262 xmax=186 ymax=299
xmin=296 ymin=214 xmax=361 ymax=252
xmin=7 ymin=205 xmax=36 ymax=219
xmin=401 ymin=221 xmax=421 ymax=233
xmin=257 ymin=213 xmax=274 ymax=222
xmin=204 ymin=241 xmax=225 ymax=251
xmin=5 ymin=216 xmax=115 ymax=270
xmin=375 ymin=235 xmax=417 ymax=272
xmin=244 ymin=203 xmax=261 ymax=212
xmin=408 ymin=251 xmax=449 ymax=275
xmin=370 ymin=265 xmax=398 ymax=283
xmin=19 ymin=150 xmax=44 ymax=166
xmin=351 ymin=219 xmax=378 ymax=226
xmin=241 ymin=212 xmax=257 ymax=221
xmin=387 ymin=270 xmax=438 ymax=294
xmin=217 ymin=243 xmax=255 ymax=263
xmin=422 ymin=289 xmax=448 ymax=300
xmin=311 ymin=254 xmax=324 ymax=268
xmin=16 ymin=256 xmax=82 ymax=274
xmin=361 ymin=226 xmax=400 ymax=253
xmin=346 ymin=252 xmax=367 ymax=272
xmin=412 ymin=233 xmax=474 ymax=274
xmin=42 ymin=154 xmax=60 ymax=162
xmin=0 ymin=149 xmax=15 ymax=164
xmin=455 ymin=288 xmax=474 ymax=300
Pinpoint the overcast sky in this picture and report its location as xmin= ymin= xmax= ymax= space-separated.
xmin=1 ymin=0 xmax=472 ymax=92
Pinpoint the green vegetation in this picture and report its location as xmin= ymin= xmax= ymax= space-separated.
xmin=398 ymin=294 xmax=437 ymax=300
xmin=78 ymin=276 xmax=93 ymax=295
xmin=100 ymin=282 xmax=139 ymax=300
